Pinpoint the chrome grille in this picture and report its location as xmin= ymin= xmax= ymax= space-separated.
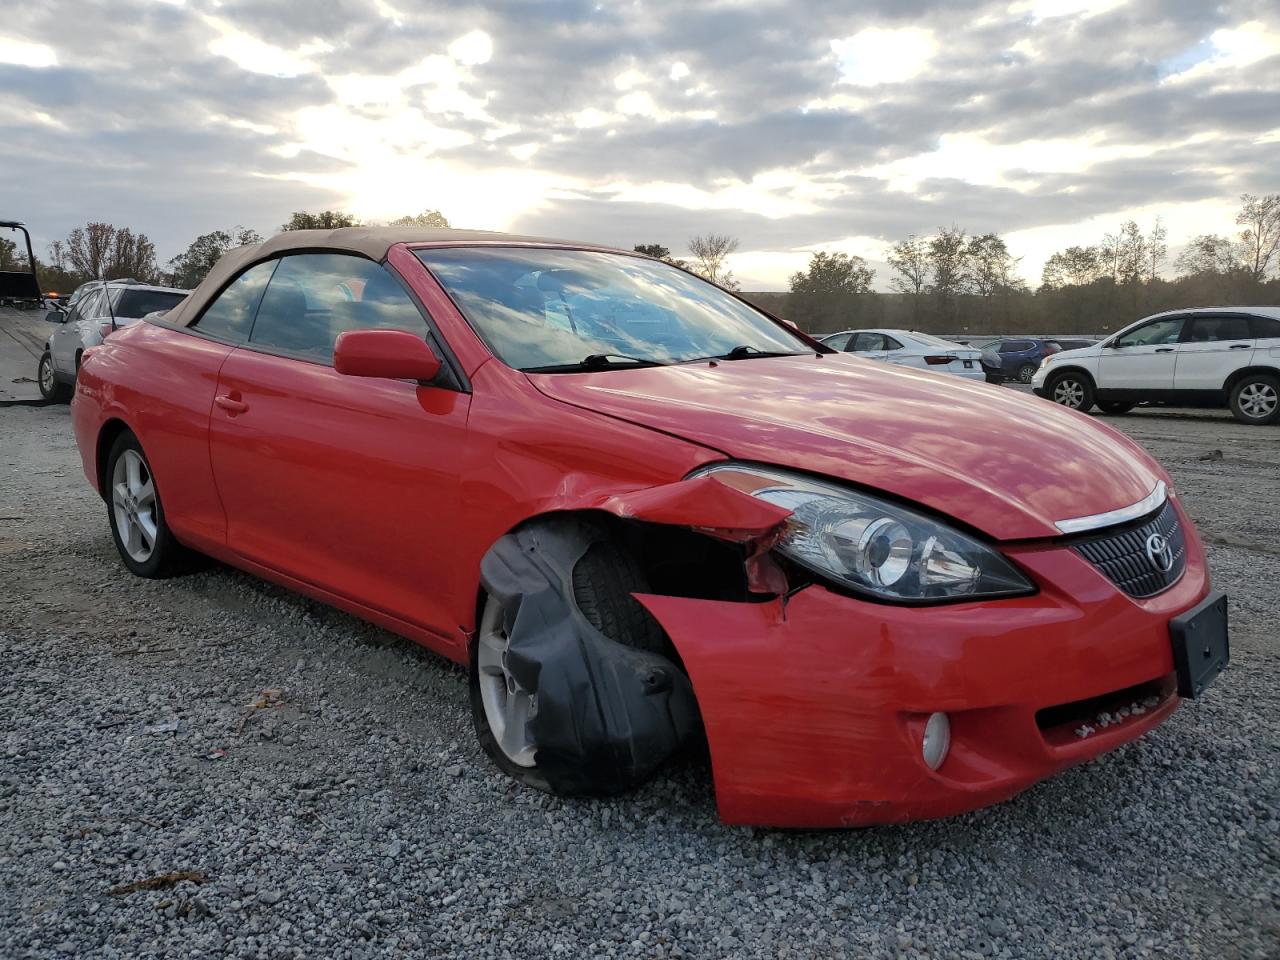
xmin=1072 ymin=499 xmax=1185 ymax=598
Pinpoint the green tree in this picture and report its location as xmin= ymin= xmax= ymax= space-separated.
xmin=168 ymin=227 xmax=264 ymax=289
xmin=388 ymin=210 xmax=450 ymax=228
xmin=927 ymin=226 xmax=968 ymax=326
xmin=280 ymin=210 xmax=360 ymax=231
xmin=0 ymin=236 xmax=20 ymax=271
xmin=633 ymin=243 xmax=688 ymax=269
xmin=787 ymin=251 xmax=875 ymax=332
xmin=1042 ymin=246 xmax=1103 ymax=288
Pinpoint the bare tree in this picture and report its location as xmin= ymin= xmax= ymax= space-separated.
xmin=111 ymin=228 xmax=158 ymax=281
xmin=1147 ymin=216 xmax=1168 ymax=281
xmin=65 ymin=223 xmax=115 ymax=278
xmin=1236 ymin=193 xmax=1280 ymax=281
xmin=1115 ymin=220 xmax=1148 ymax=285
xmin=887 ymin=235 xmax=928 ymax=322
xmin=687 ymin=233 xmax=739 ymax=289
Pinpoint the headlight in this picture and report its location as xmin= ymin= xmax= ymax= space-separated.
xmin=691 ymin=463 xmax=1033 ymax=602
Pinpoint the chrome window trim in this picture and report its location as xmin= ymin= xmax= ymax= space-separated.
xmin=1054 ymin=481 xmax=1168 ymax=535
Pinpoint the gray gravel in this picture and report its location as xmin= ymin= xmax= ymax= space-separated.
xmin=1 ymin=403 xmax=1278 ymax=960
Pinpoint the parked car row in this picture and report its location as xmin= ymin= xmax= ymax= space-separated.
xmin=38 ymin=279 xmax=190 ymax=401
xmin=65 ymin=226 xmax=1229 ymax=827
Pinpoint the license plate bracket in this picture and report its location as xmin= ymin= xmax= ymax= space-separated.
xmin=1169 ymin=591 xmax=1229 ymax=699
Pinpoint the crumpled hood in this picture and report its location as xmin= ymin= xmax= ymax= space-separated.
xmin=529 ymin=354 xmax=1165 ymax=541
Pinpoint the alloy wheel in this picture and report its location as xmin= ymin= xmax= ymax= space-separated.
xmin=111 ymin=449 xmax=158 ymax=563
xmin=1238 ymin=382 xmax=1278 ymax=420
xmin=1053 ymin=378 xmax=1085 ymax=409
xmin=38 ymin=355 xmax=54 ymax=394
xmin=1018 ymin=364 xmax=1036 ymax=383
xmin=476 ymin=596 xmax=537 ymax=767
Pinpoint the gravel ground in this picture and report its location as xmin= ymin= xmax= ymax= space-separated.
xmin=1 ymin=403 xmax=1277 ymax=960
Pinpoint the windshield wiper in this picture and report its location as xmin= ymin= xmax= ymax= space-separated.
xmin=680 ymin=345 xmax=805 ymax=364
xmin=523 ymin=353 xmax=669 ymax=374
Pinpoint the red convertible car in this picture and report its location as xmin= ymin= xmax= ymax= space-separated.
xmin=70 ymin=227 xmax=1228 ymax=827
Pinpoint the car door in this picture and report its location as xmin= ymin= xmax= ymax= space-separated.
xmin=1097 ymin=316 xmax=1184 ymax=391
xmin=877 ymin=334 xmax=917 ymax=368
xmin=51 ymin=289 xmax=98 ymax=375
xmin=1172 ymin=314 xmax=1255 ymax=392
xmin=207 ymin=252 xmax=471 ymax=638
xmin=1249 ymin=314 xmax=1280 ymax=364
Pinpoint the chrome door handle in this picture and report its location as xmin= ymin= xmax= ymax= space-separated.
xmin=215 ymin=395 xmax=249 ymax=415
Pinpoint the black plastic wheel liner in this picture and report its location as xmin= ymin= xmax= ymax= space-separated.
xmin=479 ymin=517 xmax=701 ymax=795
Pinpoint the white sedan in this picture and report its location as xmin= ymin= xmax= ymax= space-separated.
xmin=820 ymin=328 xmax=986 ymax=380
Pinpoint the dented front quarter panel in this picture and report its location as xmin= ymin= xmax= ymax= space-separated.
xmin=633 ymin=502 xmax=1209 ymax=828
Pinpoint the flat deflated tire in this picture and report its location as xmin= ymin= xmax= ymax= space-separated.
xmin=470 ymin=521 xmax=698 ymax=796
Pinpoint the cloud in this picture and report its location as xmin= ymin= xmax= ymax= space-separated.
xmin=0 ymin=36 xmax=58 ymax=68
xmin=0 ymin=0 xmax=1274 ymax=292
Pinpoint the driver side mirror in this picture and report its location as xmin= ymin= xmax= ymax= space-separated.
xmin=334 ymin=329 xmax=442 ymax=382
xmin=44 ymin=309 xmax=66 ymax=324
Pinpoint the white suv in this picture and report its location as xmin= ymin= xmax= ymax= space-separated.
xmin=1032 ymin=307 xmax=1280 ymax=425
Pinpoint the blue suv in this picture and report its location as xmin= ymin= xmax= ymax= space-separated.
xmin=981 ymin=337 xmax=1065 ymax=383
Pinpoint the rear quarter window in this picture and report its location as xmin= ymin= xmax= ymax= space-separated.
xmin=1251 ymin=316 xmax=1280 ymax=339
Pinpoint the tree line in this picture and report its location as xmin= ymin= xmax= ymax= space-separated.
xmin=639 ymin=193 xmax=1279 ymax=335
xmin=24 ymin=192 xmax=1278 ymax=336
xmin=26 ymin=209 xmax=450 ymax=293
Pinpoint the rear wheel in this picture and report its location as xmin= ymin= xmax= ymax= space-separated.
xmin=37 ymin=353 xmax=70 ymax=402
xmin=1229 ymin=373 xmax=1280 ymax=425
xmin=105 ymin=432 xmax=192 ymax=578
xmin=1047 ymin=371 xmax=1095 ymax=413
xmin=1016 ymin=363 xmax=1037 ymax=383
xmin=1095 ymin=399 xmax=1135 ymax=415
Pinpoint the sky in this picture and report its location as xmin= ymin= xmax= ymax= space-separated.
xmin=1 ymin=0 xmax=1277 ymax=290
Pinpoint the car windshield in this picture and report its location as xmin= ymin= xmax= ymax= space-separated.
xmin=112 ymin=288 xmax=187 ymax=319
xmin=415 ymin=247 xmax=811 ymax=371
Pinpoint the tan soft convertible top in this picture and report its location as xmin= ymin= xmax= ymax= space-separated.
xmin=165 ymin=226 xmax=612 ymax=328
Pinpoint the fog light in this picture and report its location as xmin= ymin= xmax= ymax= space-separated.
xmin=922 ymin=712 xmax=951 ymax=770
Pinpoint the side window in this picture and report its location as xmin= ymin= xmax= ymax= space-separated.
xmin=1249 ymin=316 xmax=1280 ymax=340
xmin=999 ymin=340 xmax=1023 ymax=353
xmin=77 ymin=290 xmax=103 ymax=320
xmin=250 ymin=254 xmax=429 ymax=363
xmin=852 ymin=332 xmax=883 ymax=351
xmin=1184 ymin=316 xmax=1252 ymax=342
xmin=822 ymin=333 xmax=851 ymax=351
xmin=194 ymin=260 xmax=277 ymax=343
xmin=1115 ymin=317 xmax=1183 ymax=348
xmin=882 ymin=335 xmax=904 ymax=350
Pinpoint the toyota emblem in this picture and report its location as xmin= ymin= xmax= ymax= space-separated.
xmin=1145 ymin=533 xmax=1175 ymax=573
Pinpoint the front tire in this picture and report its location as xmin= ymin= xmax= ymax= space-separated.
xmin=1095 ymin=399 xmax=1135 ymax=415
xmin=105 ymin=432 xmax=191 ymax=578
xmin=37 ymin=353 xmax=71 ymax=402
xmin=470 ymin=533 xmax=669 ymax=793
xmin=1016 ymin=363 xmax=1037 ymax=384
xmin=1229 ymin=374 xmax=1280 ymax=425
xmin=1047 ymin=371 xmax=1095 ymax=413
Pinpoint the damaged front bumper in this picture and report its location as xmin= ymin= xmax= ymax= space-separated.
xmin=634 ymin=516 xmax=1211 ymax=828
